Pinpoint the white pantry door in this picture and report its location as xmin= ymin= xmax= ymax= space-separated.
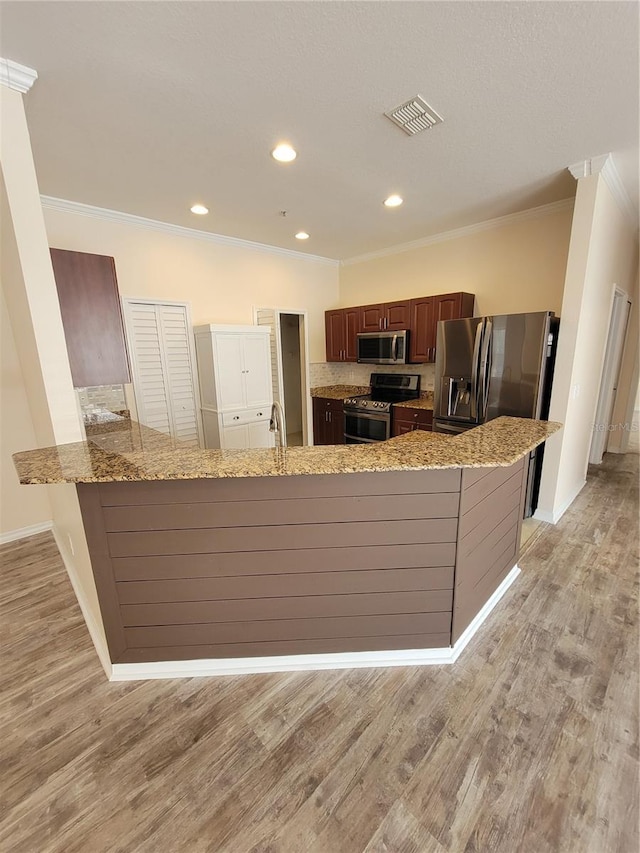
xmin=124 ymin=299 xmax=202 ymax=446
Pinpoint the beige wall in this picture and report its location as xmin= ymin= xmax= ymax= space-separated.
xmin=1 ymin=85 xmax=109 ymax=672
xmin=338 ymin=205 xmax=573 ymax=316
xmin=0 ymin=287 xmax=52 ymax=536
xmin=537 ymin=171 xmax=638 ymax=521
xmin=42 ymin=207 xmax=340 ymax=364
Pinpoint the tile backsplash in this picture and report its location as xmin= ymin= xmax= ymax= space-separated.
xmin=309 ymin=362 xmax=435 ymax=391
xmin=76 ymin=384 xmax=127 ymax=416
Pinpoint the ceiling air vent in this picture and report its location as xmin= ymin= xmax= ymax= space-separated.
xmin=385 ymin=96 xmax=443 ymax=136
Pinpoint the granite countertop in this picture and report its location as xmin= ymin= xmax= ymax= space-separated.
xmin=393 ymin=394 xmax=434 ymax=411
xmin=310 ymin=385 xmax=370 ymax=399
xmin=13 ymin=414 xmax=561 ymax=485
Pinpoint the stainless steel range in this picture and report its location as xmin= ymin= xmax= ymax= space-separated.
xmin=344 ymin=373 xmax=421 ymax=443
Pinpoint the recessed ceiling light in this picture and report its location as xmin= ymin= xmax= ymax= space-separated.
xmin=383 ymin=195 xmax=403 ymax=208
xmin=295 ymin=231 xmax=310 ymax=240
xmin=190 ymin=204 xmax=209 ymax=215
xmin=272 ymin=143 xmax=297 ymax=163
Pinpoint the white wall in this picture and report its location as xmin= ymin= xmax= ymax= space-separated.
xmin=42 ymin=205 xmax=340 ymax=364
xmin=1 ymin=85 xmax=110 ymax=673
xmin=536 ymin=170 xmax=638 ymax=522
xmin=0 ymin=287 xmax=52 ymax=538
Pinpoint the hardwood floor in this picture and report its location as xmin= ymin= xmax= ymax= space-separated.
xmin=1 ymin=453 xmax=637 ymax=852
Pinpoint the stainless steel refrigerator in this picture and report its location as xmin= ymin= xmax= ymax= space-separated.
xmin=433 ymin=311 xmax=559 ymax=517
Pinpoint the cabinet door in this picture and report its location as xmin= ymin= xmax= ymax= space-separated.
xmin=328 ymin=403 xmax=345 ymax=444
xmin=248 ymin=419 xmax=275 ymax=448
xmin=409 ymin=297 xmax=436 ymax=362
xmin=213 ymin=334 xmax=245 ymax=410
xmin=325 ymin=310 xmax=346 ymax=362
xmin=221 ymin=423 xmax=250 ymax=449
xmin=434 ymin=293 xmax=464 ymax=324
xmin=50 ymin=248 xmax=130 ymax=387
xmin=385 ymin=300 xmax=411 ymax=331
xmin=344 ymin=308 xmax=359 ymax=362
xmin=359 ymin=304 xmax=385 ymax=332
xmin=312 ymin=398 xmax=327 ymax=445
xmin=242 ymin=334 xmax=272 ymax=407
xmin=392 ymin=418 xmax=417 ymax=437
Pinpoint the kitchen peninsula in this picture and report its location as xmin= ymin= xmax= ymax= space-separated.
xmin=13 ymin=416 xmax=560 ymax=677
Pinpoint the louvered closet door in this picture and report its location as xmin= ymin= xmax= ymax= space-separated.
xmin=157 ymin=304 xmax=200 ymax=446
xmin=125 ymin=301 xmax=201 ymax=446
xmin=126 ymin=302 xmax=172 ymax=436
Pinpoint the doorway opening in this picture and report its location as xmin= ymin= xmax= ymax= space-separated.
xmin=589 ymin=287 xmax=631 ymax=464
xmin=279 ymin=314 xmax=304 ymax=446
xmin=254 ymin=307 xmax=312 ymax=446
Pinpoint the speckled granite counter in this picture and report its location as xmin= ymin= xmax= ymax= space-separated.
xmin=13 ymin=415 xmax=560 ymax=484
xmin=310 ymin=385 xmax=369 ymax=399
xmin=393 ymin=394 xmax=434 ymax=411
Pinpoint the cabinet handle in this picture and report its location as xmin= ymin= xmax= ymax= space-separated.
xmin=233 ymin=416 xmax=240 ymax=420
xmin=328 ymin=411 xmax=332 ymax=422
xmin=257 ymin=412 xmax=262 ymax=417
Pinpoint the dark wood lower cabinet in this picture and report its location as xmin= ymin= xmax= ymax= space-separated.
xmin=313 ymin=397 xmax=345 ymax=445
xmin=392 ymin=406 xmax=433 ymax=436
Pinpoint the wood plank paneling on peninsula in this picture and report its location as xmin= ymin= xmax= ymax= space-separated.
xmin=452 ymin=459 xmax=527 ymax=643
xmin=17 ymin=416 xmax=556 ymax=668
xmin=79 ymin=469 xmax=463 ymax=663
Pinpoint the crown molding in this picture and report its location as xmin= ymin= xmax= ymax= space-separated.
xmin=39 ymin=196 xmax=339 ymax=266
xmin=341 ymin=198 xmax=575 ymax=266
xmin=567 ymin=154 xmax=611 ymax=180
xmin=568 ymin=153 xmax=638 ymax=228
xmin=0 ymin=58 xmax=38 ymax=93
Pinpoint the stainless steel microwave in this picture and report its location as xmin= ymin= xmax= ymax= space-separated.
xmin=357 ymin=330 xmax=408 ymax=364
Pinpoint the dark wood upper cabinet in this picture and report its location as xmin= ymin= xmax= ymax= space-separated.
xmin=358 ymin=300 xmax=411 ymax=332
xmin=409 ymin=292 xmax=475 ymax=363
xmin=409 ymin=297 xmax=436 ymax=362
xmin=343 ymin=308 xmax=359 ymax=361
xmin=50 ymin=248 xmax=130 ymax=388
xmin=325 ymin=308 xmax=359 ymax=362
xmin=359 ymin=304 xmax=385 ymax=333
xmin=384 ymin=300 xmax=412 ymax=331
xmin=434 ymin=292 xmax=475 ymax=324
xmin=326 ymin=291 xmax=475 ymax=364
xmin=325 ymin=309 xmax=346 ymax=362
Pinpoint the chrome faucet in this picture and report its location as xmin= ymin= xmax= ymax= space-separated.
xmin=269 ymin=400 xmax=286 ymax=448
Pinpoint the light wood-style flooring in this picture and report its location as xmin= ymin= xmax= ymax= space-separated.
xmin=1 ymin=453 xmax=638 ymax=852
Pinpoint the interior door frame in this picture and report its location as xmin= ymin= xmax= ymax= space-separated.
xmin=589 ymin=285 xmax=631 ymax=464
xmin=252 ymin=306 xmax=312 ymax=445
xmin=122 ymin=297 xmax=204 ymax=447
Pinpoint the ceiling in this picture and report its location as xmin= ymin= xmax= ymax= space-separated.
xmin=1 ymin=1 xmax=638 ymax=260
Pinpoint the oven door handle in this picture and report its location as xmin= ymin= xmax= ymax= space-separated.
xmin=344 ymin=434 xmax=383 ymax=443
xmin=344 ymin=411 xmax=389 ymax=422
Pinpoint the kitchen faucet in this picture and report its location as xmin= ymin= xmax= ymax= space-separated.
xmin=269 ymin=400 xmax=286 ymax=448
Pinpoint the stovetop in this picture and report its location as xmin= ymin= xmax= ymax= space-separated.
xmin=344 ymin=373 xmax=421 ymax=414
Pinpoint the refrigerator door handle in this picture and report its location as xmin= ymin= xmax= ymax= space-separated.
xmin=479 ymin=318 xmax=492 ymax=418
xmin=482 ymin=320 xmax=493 ymax=421
xmin=470 ymin=321 xmax=483 ymax=420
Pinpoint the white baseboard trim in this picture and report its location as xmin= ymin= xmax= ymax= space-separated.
xmin=534 ymin=479 xmax=586 ymax=525
xmin=110 ymin=565 xmax=521 ymax=681
xmin=0 ymin=520 xmax=53 ymax=544
xmin=52 ymin=527 xmax=113 ymax=679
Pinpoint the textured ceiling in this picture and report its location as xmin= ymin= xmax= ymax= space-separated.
xmin=1 ymin=1 xmax=638 ymax=259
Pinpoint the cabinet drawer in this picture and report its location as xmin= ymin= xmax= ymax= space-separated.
xmin=222 ymin=407 xmax=270 ymax=427
xmin=392 ymin=407 xmax=433 ymax=437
